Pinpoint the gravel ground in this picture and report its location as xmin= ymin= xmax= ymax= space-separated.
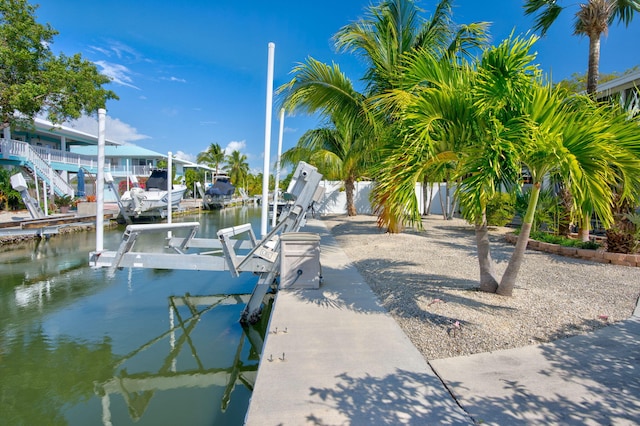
xmin=321 ymin=214 xmax=640 ymax=360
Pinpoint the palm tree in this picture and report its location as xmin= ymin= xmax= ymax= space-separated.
xmin=279 ymin=0 xmax=489 ymax=216
xmin=279 ymin=59 xmax=374 ymax=216
xmin=225 ymin=150 xmax=249 ymax=191
xmin=196 ymin=143 xmax=225 ymax=178
xmin=524 ymin=0 xmax=640 ymax=94
xmin=372 ymin=35 xmax=640 ymax=295
xmin=281 ymin=114 xmax=370 ymax=216
xmin=334 ymin=0 xmax=489 ymax=95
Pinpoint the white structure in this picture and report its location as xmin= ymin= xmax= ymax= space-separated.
xmin=595 ymin=68 xmax=640 ymax=117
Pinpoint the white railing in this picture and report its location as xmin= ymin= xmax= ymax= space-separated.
xmin=106 ymin=165 xmax=152 ymax=177
xmin=0 ymin=138 xmax=74 ymax=197
xmin=30 ymin=145 xmax=98 ymax=169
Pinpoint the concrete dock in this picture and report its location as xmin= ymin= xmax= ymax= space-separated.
xmin=245 ymin=219 xmax=640 ymax=425
xmin=244 ymin=220 xmax=472 ymax=425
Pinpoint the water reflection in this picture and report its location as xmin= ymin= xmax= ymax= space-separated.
xmin=96 ymin=293 xmax=270 ymax=425
xmin=0 ymin=207 xmax=268 ymax=425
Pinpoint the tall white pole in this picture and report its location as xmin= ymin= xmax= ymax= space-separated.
xmin=271 ymin=108 xmax=285 ymax=227
xmin=167 ymin=152 xmax=173 ymax=230
xmin=96 ymin=108 xmax=106 ymax=253
xmin=261 ymin=42 xmax=275 ymax=237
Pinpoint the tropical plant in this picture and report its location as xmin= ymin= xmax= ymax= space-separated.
xmin=279 ymin=0 xmax=489 ymax=217
xmin=225 ymin=150 xmax=249 ymax=191
xmin=0 ymin=167 xmax=24 ymax=210
xmin=485 ymin=192 xmax=515 ymax=227
xmin=281 ymin=115 xmax=371 ymax=216
xmin=524 ymin=0 xmax=640 ymax=95
xmin=279 ymin=59 xmax=373 ymax=216
xmin=0 ymin=0 xmax=117 ymax=130
xmin=196 ymin=143 xmax=226 ymax=177
xmin=371 ymin=34 xmax=640 ymax=296
xmin=515 ymin=186 xmax=560 ymax=233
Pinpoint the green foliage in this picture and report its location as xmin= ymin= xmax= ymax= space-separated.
xmin=184 ymin=168 xmax=202 ymax=196
xmin=515 ymin=186 xmax=560 ymax=233
xmin=226 ymin=150 xmax=249 ymax=191
xmin=0 ymin=167 xmax=24 ymax=210
xmin=485 ymin=192 xmax=515 ymax=226
xmin=54 ymin=194 xmax=73 ymax=207
xmin=528 ymin=230 xmax=601 ymax=249
xmin=0 ymin=0 xmax=118 ymax=129
xmin=555 ymin=68 xmax=637 ymax=94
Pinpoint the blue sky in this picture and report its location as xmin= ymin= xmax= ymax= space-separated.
xmin=36 ymin=0 xmax=640 ymax=172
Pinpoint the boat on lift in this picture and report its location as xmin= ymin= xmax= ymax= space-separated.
xmin=203 ymin=173 xmax=236 ymax=209
xmin=119 ymin=169 xmax=187 ymax=221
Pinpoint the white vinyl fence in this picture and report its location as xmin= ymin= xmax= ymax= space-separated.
xmin=316 ymin=181 xmax=457 ymax=217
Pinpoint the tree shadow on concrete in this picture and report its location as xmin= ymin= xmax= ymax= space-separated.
xmin=305 ymin=368 xmax=472 ymax=426
xmin=443 ymin=318 xmax=640 ymax=425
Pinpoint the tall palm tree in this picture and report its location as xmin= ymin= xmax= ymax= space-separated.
xmin=196 ymin=143 xmax=225 ymax=178
xmin=524 ymin=0 xmax=640 ymax=94
xmin=225 ymin=150 xmax=249 ymax=191
xmin=279 ymin=0 xmax=489 ymax=216
xmin=279 ymin=59 xmax=374 ymax=216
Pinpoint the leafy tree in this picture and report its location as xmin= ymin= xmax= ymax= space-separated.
xmin=196 ymin=143 xmax=225 ymax=177
xmin=524 ymin=0 xmax=640 ymax=95
xmin=0 ymin=0 xmax=118 ymax=129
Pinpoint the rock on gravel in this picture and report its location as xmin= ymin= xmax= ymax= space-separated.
xmin=322 ymin=214 xmax=640 ymax=360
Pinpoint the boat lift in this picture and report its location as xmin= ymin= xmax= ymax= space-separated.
xmin=90 ymin=162 xmax=324 ymax=323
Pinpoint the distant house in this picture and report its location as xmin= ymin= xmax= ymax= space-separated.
xmin=595 ymin=69 xmax=640 ymax=117
xmin=70 ymin=145 xmax=199 ymax=202
xmin=71 ymin=145 xmax=190 ymax=180
xmin=1 ymin=118 xmax=121 ymax=197
xmin=1 ymin=118 xmax=210 ymax=201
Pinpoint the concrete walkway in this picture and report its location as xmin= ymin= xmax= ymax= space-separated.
xmin=245 ymin=219 xmax=472 ymax=425
xmin=245 ymin=219 xmax=640 ymax=425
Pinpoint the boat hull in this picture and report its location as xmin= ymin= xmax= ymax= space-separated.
xmin=120 ymin=186 xmax=187 ymax=218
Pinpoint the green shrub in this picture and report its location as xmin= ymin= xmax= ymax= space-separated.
xmin=486 ymin=192 xmax=515 ymax=226
xmin=528 ymin=230 xmax=600 ymax=250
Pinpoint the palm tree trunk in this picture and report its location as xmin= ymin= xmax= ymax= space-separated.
xmin=345 ymin=177 xmax=357 ymax=216
xmin=498 ymin=182 xmax=540 ymax=296
xmin=586 ymin=33 xmax=601 ymax=95
xmin=438 ymin=183 xmax=447 ymax=220
xmin=476 ymin=214 xmax=499 ymax=293
xmin=424 ymin=180 xmax=432 ymax=215
xmin=446 ymin=181 xmax=452 ymax=219
xmin=578 ymin=214 xmax=591 ymax=242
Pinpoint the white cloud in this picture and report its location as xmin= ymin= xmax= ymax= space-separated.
xmin=90 ymin=40 xmax=141 ymax=61
xmin=66 ymin=115 xmax=149 ymax=143
xmin=224 ymin=140 xmax=246 ymax=155
xmin=95 ymin=60 xmax=139 ymax=89
xmin=174 ymin=151 xmax=196 ymax=162
xmin=162 ymin=76 xmax=187 ymax=83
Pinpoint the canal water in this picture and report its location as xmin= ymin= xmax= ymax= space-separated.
xmin=0 ymin=206 xmax=270 ymax=425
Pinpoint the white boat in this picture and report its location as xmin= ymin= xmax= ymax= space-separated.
xmin=119 ymin=169 xmax=187 ymax=220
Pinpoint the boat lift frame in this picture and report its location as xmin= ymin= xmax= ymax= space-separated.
xmin=90 ymin=162 xmax=324 ymax=323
